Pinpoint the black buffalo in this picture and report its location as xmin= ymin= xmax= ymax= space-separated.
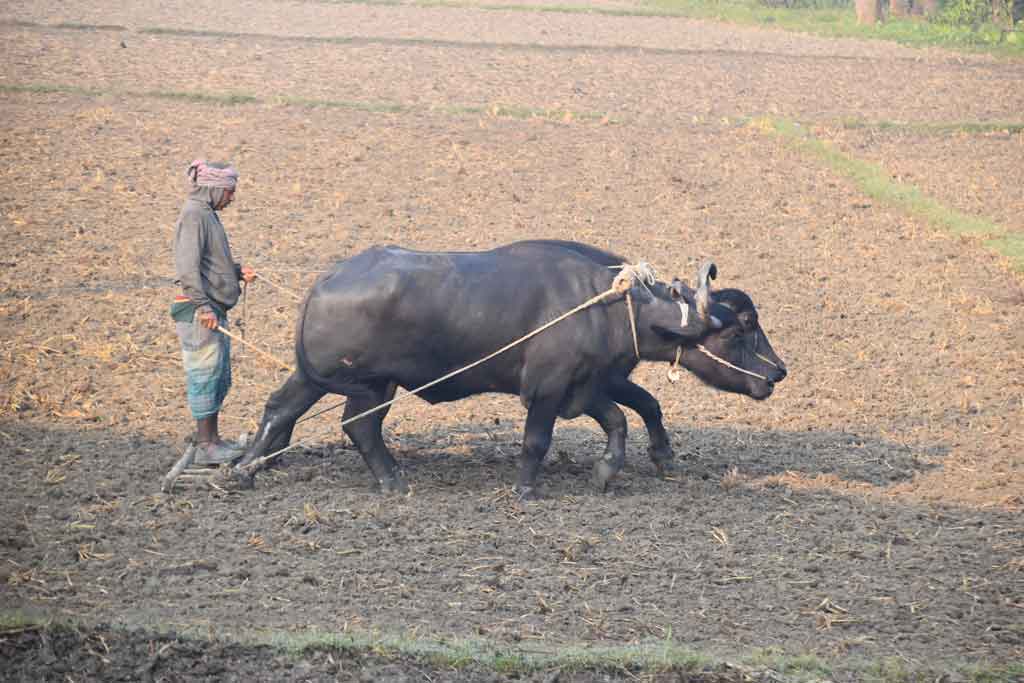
xmin=235 ymin=240 xmax=786 ymax=497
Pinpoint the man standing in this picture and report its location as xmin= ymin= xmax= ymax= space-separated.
xmin=171 ymin=160 xmax=256 ymax=465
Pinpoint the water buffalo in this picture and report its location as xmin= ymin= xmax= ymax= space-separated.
xmin=235 ymin=240 xmax=786 ymax=497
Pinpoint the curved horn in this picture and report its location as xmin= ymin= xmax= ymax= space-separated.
xmin=695 ymin=260 xmax=717 ymax=322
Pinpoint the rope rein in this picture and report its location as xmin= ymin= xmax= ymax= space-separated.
xmin=695 ymin=344 xmax=770 ymax=381
xmin=216 ymin=325 xmax=293 ymax=372
xmin=238 ymin=265 xmax=650 ymax=474
xmin=254 ymin=272 xmax=304 ymax=301
xmin=755 ymin=351 xmax=782 ymax=369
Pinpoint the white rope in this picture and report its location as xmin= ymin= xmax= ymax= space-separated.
xmin=695 ymin=344 xmax=769 ymax=381
xmin=755 ymin=351 xmax=782 ymax=369
xmin=666 ymin=345 xmax=683 ymax=383
xmin=624 ymin=292 xmax=639 ymax=358
xmin=609 ymin=262 xmax=657 ymax=291
xmin=238 ymin=267 xmax=653 ymax=475
xmin=216 ymin=325 xmax=293 ymax=372
xmin=254 ymin=272 xmax=304 ymax=301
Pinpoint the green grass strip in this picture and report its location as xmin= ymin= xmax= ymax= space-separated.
xmin=260 ymin=628 xmax=715 ymax=674
xmin=5 ymin=608 xmax=1024 ymax=681
xmin=53 ymin=22 xmax=128 ymax=31
xmin=757 ymin=116 xmax=1024 ymax=272
xmin=0 ymin=610 xmax=732 ymax=678
xmin=644 ymin=0 xmax=1024 ymax=55
xmin=0 ymin=82 xmax=608 ymax=122
xmin=836 ymin=119 xmax=1024 ymax=135
xmin=139 ymin=24 xmax=861 ymax=61
xmin=984 ymin=232 xmax=1024 ymax=270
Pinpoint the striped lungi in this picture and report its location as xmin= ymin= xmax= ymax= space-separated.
xmin=173 ymin=298 xmax=232 ymax=419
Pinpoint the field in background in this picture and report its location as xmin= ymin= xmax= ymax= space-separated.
xmin=1 ymin=1 xmax=1022 ymax=680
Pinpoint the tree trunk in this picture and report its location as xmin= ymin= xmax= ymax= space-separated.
xmin=856 ymin=0 xmax=884 ymax=23
xmin=890 ymin=0 xmax=909 ymax=17
xmin=918 ymin=0 xmax=940 ymax=16
xmin=992 ymin=0 xmax=1012 ymax=27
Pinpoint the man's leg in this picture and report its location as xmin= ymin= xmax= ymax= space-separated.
xmin=178 ymin=312 xmax=241 ymax=465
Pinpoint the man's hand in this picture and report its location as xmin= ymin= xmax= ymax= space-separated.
xmin=240 ymin=265 xmax=256 ymax=284
xmin=197 ymin=308 xmax=219 ymax=330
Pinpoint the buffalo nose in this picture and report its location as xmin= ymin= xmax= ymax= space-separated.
xmin=771 ymin=365 xmax=787 ymax=383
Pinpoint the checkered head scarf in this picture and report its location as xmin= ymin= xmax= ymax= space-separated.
xmin=187 ymin=160 xmax=239 ymax=190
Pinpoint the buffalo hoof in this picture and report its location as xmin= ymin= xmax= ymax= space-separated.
xmin=378 ymin=476 xmax=410 ymax=495
xmin=648 ymin=446 xmax=676 ymax=477
xmin=652 ymin=458 xmax=677 ymax=479
xmin=513 ymin=485 xmax=541 ymax=502
xmin=591 ymin=460 xmax=620 ymax=493
xmin=226 ymin=467 xmax=256 ymax=491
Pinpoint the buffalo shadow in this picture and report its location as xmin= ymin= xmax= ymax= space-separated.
xmin=265 ymin=418 xmax=943 ymax=493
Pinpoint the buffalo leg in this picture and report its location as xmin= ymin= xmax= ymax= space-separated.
xmin=515 ymin=398 xmax=560 ymax=500
xmin=341 ymin=382 xmax=407 ymax=494
xmin=236 ymin=371 xmax=326 ymax=472
xmin=585 ymin=396 xmax=628 ymax=492
xmin=607 ymin=377 xmax=675 ymax=476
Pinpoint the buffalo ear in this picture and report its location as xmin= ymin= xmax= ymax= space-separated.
xmin=652 ymin=318 xmax=708 ymax=341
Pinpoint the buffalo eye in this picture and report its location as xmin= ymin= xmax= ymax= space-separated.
xmin=720 ymin=326 xmax=742 ymax=342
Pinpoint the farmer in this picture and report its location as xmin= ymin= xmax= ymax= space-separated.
xmin=170 ymin=160 xmax=256 ymax=465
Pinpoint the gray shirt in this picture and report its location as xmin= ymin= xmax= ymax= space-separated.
xmin=173 ymin=187 xmax=242 ymax=314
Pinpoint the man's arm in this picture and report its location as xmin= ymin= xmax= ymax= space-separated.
xmin=234 ymin=262 xmax=256 ymax=284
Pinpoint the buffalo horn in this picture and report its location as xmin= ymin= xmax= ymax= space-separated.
xmin=695 ymin=261 xmax=720 ymax=327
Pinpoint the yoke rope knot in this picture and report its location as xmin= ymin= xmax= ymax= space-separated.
xmin=609 ymin=261 xmax=658 ymax=358
xmin=610 ymin=261 xmax=658 ymax=294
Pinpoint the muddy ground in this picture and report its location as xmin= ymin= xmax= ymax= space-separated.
xmin=1 ymin=1 xmax=1022 ymax=680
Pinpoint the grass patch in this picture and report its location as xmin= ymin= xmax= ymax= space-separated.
xmin=746 ymin=647 xmax=831 ymax=678
xmin=755 ymin=115 xmax=1024 ymax=272
xmin=0 ymin=83 xmax=104 ymax=97
xmin=139 ymin=24 xmax=755 ymax=57
xmin=258 ymin=626 xmax=713 ymax=674
xmin=0 ymin=81 xmax=610 ymax=123
xmin=53 ymin=22 xmax=128 ymax=32
xmin=643 ymin=0 xmax=1024 ymax=56
xmin=984 ymin=233 xmax=1024 ymax=273
xmin=0 ymin=610 xmax=48 ymax=633
xmin=147 ymin=90 xmax=260 ymax=105
xmin=836 ymin=119 xmax=1024 ymax=135
xmin=864 ymin=657 xmax=1024 ymax=682
xmin=0 ymin=19 xmax=127 ymax=31
xmin=279 ymin=95 xmax=410 ymax=113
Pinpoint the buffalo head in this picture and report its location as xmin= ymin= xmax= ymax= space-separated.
xmin=646 ymin=263 xmax=787 ymax=400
